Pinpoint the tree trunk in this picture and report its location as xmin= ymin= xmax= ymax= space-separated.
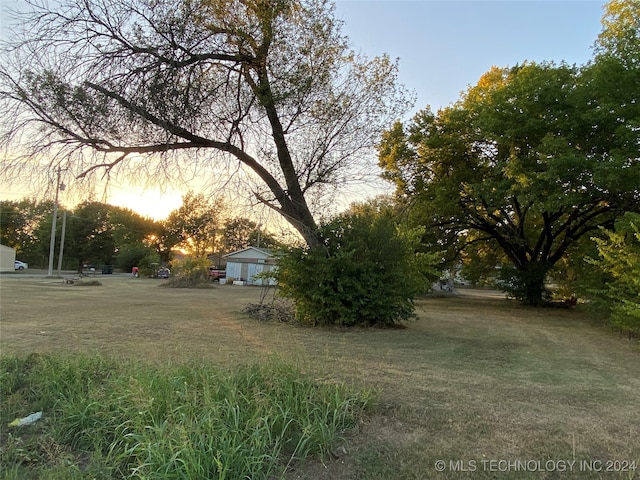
xmin=516 ymin=262 xmax=552 ymax=306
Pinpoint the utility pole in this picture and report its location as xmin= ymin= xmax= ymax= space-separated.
xmin=57 ymin=209 xmax=67 ymax=275
xmin=47 ymin=167 xmax=64 ymax=277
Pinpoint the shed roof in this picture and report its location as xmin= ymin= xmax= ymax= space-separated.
xmin=223 ymin=246 xmax=274 ymax=260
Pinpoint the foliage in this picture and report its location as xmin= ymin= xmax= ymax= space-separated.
xmin=585 ymin=213 xmax=640 ymax=336
xmin=378 ymin=1 xmax=640 ymax=305
xmin=458 ymin=238 xmax=505 ymax=287
xmin=136 ymin=252 xmax=162 ymax=278
xmin=276 ymin=204 xmax=437 ymax=326
xmin=115 ymin=244 xmax=157 ymax=273
xmin=543 ymin=234 xmax=601 ymax=301
xmin=164 ymin=192 xmax=225 ymax=257
xmin=595 ymin=0 xmax=640 ymax=66
xmin=495 ymin=264 xmax=552 ymax=304
xmin=379 ymin=52 xmax=640 ymax=305
xmin=0 ymin=198 xmax=163 ymax=271
xmin=56 ymin=202 xmax=160 ymax=272
xmin=0 ymin=353 xmax=372 ymax=479
xmin=0 ymin=195 xmax=286 ymax=272
xmin=222 ymin=217 xmax=282 ymax=252
xmin=1 ymin=0 xmax=411 ymax=247
xmin=0 ymin=199 xmax=54 ymax=267
xmin=162 ymin=256 xmax=212 ymax=288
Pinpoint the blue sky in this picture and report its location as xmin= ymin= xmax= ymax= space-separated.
xmin=335 ymin=1 xmax=606 ymax=114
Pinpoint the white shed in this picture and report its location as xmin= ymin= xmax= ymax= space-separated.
xmin=223 ymin=247 xmax=277 ymax=286
xmin=0 ymin=244 xmax=16 ymax=272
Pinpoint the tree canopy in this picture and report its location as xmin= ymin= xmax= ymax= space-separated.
xmin=222 ymin=217 xmax=281 ymax=252
xmin=0 ymin=198 xmax=53 ymax=265
xmin=379 ymin=53 xmax=639 ymax=303
xmin=49 ymin=201 xmax=161 ymax=271
xmin=595 ymin=0 xmax=640 ymax=66
xmin=0 ymin=0 xmax=411 ymax=247
xmin=164 ymin=192 xmax=225 ymax=257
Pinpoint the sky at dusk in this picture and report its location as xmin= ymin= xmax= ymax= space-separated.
xmin=1 ymin=0 xmax=607 ymax=220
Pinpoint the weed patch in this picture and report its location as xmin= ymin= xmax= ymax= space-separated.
xmin=75 ymin=280 xmax=103 ymax=287
xmin=0 ymin=354 xmax=372 ymax=479
xmin=243 ymin=300 xmax=296 ymax=323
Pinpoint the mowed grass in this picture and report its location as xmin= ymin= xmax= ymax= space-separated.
xmin=1 ymin=273 xmax=639 ymax=479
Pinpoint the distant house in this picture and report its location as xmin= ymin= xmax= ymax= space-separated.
xmin=0 ymin=244 xmax=16 ymax=272
xmin=223 ymin=247 xmax=278 ymax=286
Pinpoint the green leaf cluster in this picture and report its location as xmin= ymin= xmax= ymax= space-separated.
xmin=586 ymin=213 xmax=640 ymax=335
xmin=275 ymin=206 xmax=436 ymax=326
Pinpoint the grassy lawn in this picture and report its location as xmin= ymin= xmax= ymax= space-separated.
xmin=1 ymin=273 xmax=639 ymax=479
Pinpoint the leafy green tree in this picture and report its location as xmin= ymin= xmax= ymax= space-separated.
xmin=107 ymin=206 xmax=162 ymax=270
xmin=62 ymin=202 xmax=118 ymax=271
xmin=222 ymin=217 xmax=281 ymax=253
xmin=108 ymin=206 xmax=158 ymax=250
xmin=379 ymin=0 xmax=640 ymax=305
xmin=595 ymin=0 xmax=640 ymax=66
xmin=165 ymin=256 xmax=212 ymax=287
xmin=137 ymin=251 xmax=162 ymax=278
xmin=1 ymin=0 xmax=411 ymax=247
xmin=164 ymin=192 xmax=225 ymax=257
xmin=1 ymin=198 xmax=162 ymax=270
xmin=0 ymin=198 xmax=54 ymax=266
xmin=458 ymin=238 xmax=506 ymax=287
xmin=276 ymin=202 xmax=437 ymax=326
xmin=542 ymin=234 xmax=600 ymax=301
xmin=50 ymin=201 xmax=163 ymax=271
xmin=0 ymin=200 xmax=26 ymax=249
xmin=586 ymin=213 xmax=640 ymax=336
xmin=380 ymin=58 xmax=639 ymax=305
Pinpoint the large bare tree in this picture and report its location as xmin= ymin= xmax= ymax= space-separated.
xmin=0 ymin=0 xmax=412 ymax=246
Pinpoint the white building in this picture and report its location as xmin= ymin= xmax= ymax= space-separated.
xmin=0 ymin=244 xmax=16 ymax=273
xmin=223 ymin=247 xmax=278 ymax=286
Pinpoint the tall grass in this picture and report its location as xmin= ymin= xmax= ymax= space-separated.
xmin=0 ymin=354 xmax=372 ymax=479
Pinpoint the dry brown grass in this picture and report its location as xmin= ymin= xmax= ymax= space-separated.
xmin=1 ymin=272 xmax=639 ymax=479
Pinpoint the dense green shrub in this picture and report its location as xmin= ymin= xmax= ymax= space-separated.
xmin=585 ymin=213 xmax=640 ymax=336
xmin=275 ymin=207 xmax=437 ymax=326
xmin=163 ymin=256 xmax=212 ymax=288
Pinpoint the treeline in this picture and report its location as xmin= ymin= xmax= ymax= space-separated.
xmin=0 ymin=193 xmax=282 ymax=273
xmin=2 ymin=192 xmax=638 ymax=336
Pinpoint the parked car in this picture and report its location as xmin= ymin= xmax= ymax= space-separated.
xmin=156 ymin=267 xmax=170 ymax=279
xmin=14 ymin=260 xmax=28 ymax=270
xmin=208 ymin=266 xmax=226 ymax=281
